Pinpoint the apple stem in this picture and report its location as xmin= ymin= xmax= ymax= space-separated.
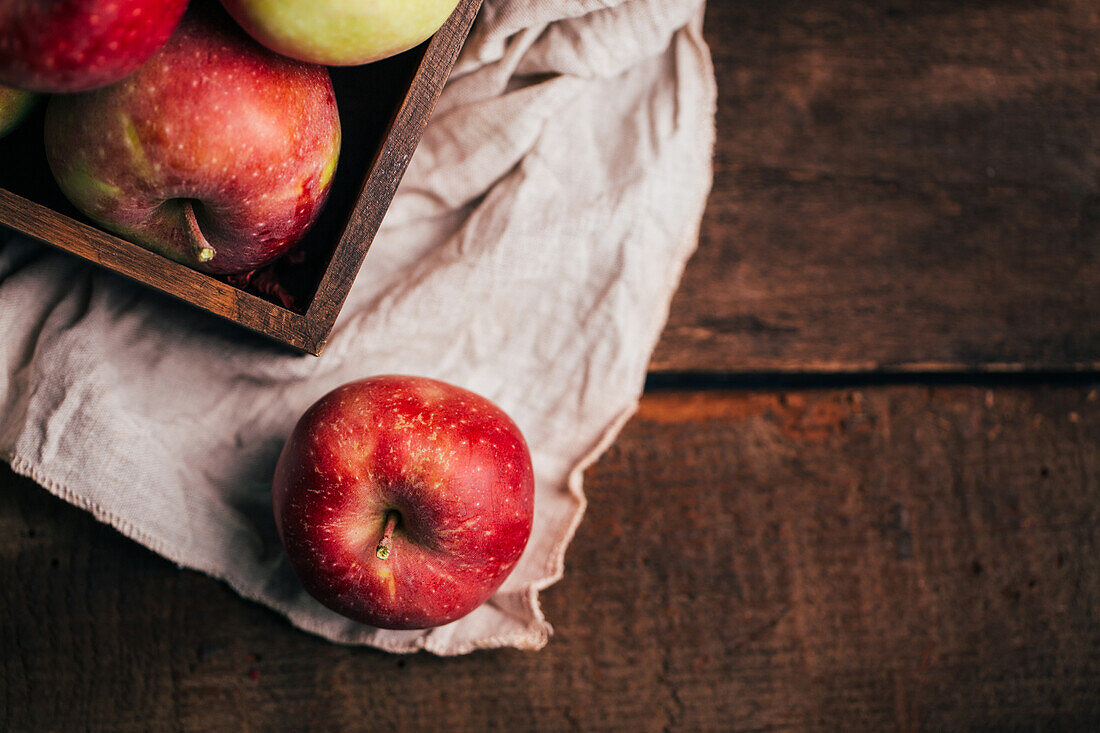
xmin=181 ymin=199 xmax=216 ymax=263
xmin=375 ymin=512 xmax=399 ymax=560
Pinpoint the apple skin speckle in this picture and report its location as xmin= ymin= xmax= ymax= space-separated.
xmin=0 ymin=0 xmax=189 ymax=93
xmin=272 ymin=375 xmax=536 ymax=631
xmin=42 ymin=5 xmax=342 ymax=275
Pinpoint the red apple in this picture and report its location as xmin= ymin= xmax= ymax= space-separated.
xmin=272 ymin=376 xmax=535 ymax=630
xmin=43 ymin=7 xmax=341 ymax=275
xmin=0 ymin=0 xmax=189 ymax=93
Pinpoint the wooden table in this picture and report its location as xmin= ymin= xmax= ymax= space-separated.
xmin=3 ymin=2 xmax=1098 ymax=729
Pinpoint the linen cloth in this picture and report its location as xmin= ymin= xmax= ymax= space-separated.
xmin=0 ymin=0 xmax=715 ymax=654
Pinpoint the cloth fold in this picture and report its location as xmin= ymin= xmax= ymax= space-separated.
xmin=0 ymin=0 xmax=716 ymax=654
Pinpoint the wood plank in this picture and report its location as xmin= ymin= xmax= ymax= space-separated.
xmin=3 ymin=384 xmax=1098 ymax=730
xmin=652 ymin=0 xmax=1100 ymax=373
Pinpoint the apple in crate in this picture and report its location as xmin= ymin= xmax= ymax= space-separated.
xmin=0 ymin=0 xmax=188 ymax=93
xmin=219 ymin=0 xmax=461 ymax=66
xmin=0 ymin=84 xmax=34 ymax=138
xmin=273 ymin=376 xmax=535 ymax=630
xmin=43 ymin=7 xmax=341 ymax=275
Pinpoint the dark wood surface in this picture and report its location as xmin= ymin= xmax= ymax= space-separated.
xmin=3 ymin=1 xmax=1100 ymax=731
xmin=2 ymin=386 xmax=1098 ymax=730
xmin=652 ymin=0 xmax=1100 ymax=374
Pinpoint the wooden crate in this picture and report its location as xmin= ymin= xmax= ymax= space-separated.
xmin=0 ymin=0 xmax=482 ymax=355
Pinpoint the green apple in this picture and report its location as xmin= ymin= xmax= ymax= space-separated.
xmin=0 ymin=85 xmax=35 ymax=139
xmin=218 ymin=0 xmax=461 ymax=65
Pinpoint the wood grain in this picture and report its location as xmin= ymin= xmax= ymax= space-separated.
xmin=652 ymin=0 xmax=1100 ymax=373
xmin=0 ymin=189 xmax=316 ymax=348
xmin=2 ymin=385 xmax=1098 ymax=730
